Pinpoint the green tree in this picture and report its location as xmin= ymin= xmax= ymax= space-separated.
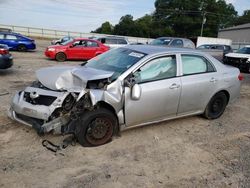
xmin=154 ymin=0 xmax=237 ymax=37
xmin=234 ymin=10 xmax=250 ymax=25
xmin=92 ymin=21 xmax=113 ymax=34
xmin=93 ymin=0 xmax=239 ymax=38
xmin=113 ymin=15 xmax=139 ymax=36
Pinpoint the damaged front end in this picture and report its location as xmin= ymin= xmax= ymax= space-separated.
xmin=8 ymin=65 xmax=123 ymax=135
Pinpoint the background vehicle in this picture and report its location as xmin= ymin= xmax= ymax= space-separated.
xmin=45 ymin=38 xmax=109 ymax=61
xmin=150 ymin=37 xmax=195 ymax=49
xmin=51 ymin=36 xmax=74 ymax=45
xmin=0 ymin=32 xmax=36 ymax=51
xmin=9 ymin=46 xmax=242 ymax=147
xmin=0 ymin=28 xmax=12 ymax=32
xmin=197 ymin=44 xmax=233 ymax=55
xmin=0 ymin=44 xmax=13 ymax=69
xmin=97 ymin=36 xmax=129 ymax=49
xmin=196 ymin=44 xmax=233 ymax=61
xmin=224 ymin=46 xmax=250 ymax=73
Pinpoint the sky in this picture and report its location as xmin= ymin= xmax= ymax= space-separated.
xmin=0 ymin=0 xmax=249 ymax=33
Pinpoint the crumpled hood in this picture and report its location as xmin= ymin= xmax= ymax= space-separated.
xmin=36 ymin=65 xmax=114 ymax=91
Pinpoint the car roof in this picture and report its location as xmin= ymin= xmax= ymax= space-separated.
xmin=124 ymin=45 xmax=198 ymax=55
xmin=74 ymin=38 xmax=96 ymax=41
xmin=156 ymin=37 xmax=190 ymax=41
xmin=73 ymin=38 xmax=102 ymax=43
xmin=200 ymin=44 xmax=229 ymax=46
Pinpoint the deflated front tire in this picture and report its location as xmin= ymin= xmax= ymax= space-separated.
xmin=75 ymin=108 xmax=117 ymax=147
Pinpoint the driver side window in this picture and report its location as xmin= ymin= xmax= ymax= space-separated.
xmin=73 ymin=40 xmax=87 ymax=47
xmin=135 ymin=55 xmax=177 ymax=84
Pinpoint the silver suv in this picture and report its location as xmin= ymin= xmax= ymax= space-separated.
xmin=97 ymin=36 xmax=129 ymax=49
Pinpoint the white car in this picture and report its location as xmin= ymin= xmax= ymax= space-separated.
xmin=224 ymin=46 xmax=250 ymax=73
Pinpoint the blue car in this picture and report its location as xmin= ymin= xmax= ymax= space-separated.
xmin=0 ymin=32 xmax=36 ymax=51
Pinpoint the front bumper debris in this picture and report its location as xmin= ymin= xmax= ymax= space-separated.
xmin=8 ymin=86 xmax=70 ymax=134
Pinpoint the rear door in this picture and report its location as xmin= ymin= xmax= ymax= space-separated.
xmin=124 ymin=55 xmax=181 ymax=127
xmin=67 ymin=40 xmax=85 ymax=59
xmin=83 ymin=40 xmax=99 ymax=59
xmin=177 ymin=54 xmax=219 ymax=115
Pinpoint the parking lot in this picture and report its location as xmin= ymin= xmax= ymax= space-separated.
xmin=0 ymin=39 xmax=250 ymax=188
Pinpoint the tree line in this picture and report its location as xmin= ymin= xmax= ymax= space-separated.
xmin=92 ymin=0 xmax=250 ymax=38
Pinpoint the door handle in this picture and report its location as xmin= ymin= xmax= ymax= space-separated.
xmin=210 ymin=77 xmax=217 ymax=83
xmin=169 ymin=83 xmax=180 ymax=89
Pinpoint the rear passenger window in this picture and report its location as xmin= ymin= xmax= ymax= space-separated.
xmin=171 ymin=39 xmax=183 ymax=47
xmin=0 ymin=34 xmax=4 ymax=39
xmin=87 ymin=41 xmax=98 ymax=47
xmin=216 ymin=46 xmax=224 ymax=50
xmin=181 ymin=55 xmax=215 ymax=75
xmin=6 ymin=35 xmax=17 ymax=40
xmin=106 ymin=39 xmax=117 ymax=44
xmin=117 ymin=39 xmax=127 ymax=44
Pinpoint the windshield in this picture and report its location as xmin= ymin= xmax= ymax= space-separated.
xmin=150 ymin=38 xmax=171 ymax=46
xmin=85 ymin=48 xmax=147 ymax=80
xmin=61 ymin=38 xmax=74 ymax=45
xmin=237 ymin=47 xmax=250 ymax=54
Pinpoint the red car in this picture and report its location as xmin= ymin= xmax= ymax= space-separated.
xmin=45 ymin=38 xmax=109 ymax=62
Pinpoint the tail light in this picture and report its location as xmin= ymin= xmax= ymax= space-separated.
xmin=0 ymin=48 xmax=8 ymax=55
xmin=238 ymin=73 xmax=244 ymax=81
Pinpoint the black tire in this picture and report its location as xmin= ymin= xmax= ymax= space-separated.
xmin=75 ymin=108 xmax=117 ymax=147
xmin=203 ymin=92 xmax=228 ymax=119
xmin=17 ymin=44 xmax=27 ymax=52
xmin=55 ymin=52 xmax=66 ymax=62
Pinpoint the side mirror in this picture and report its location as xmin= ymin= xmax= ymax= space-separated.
xmin=69 ymin=44 xmax=74 ymax=48
xmin=131 ymin=84 xmax=141 ymax=100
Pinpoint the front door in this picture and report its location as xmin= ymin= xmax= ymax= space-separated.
xmin=67 ymin=40 xmax=85 ymax=59
xmin=124 ymin=55 xmax=181 ymax=127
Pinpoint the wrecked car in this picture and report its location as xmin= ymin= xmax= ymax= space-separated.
xmin=8 ymin=45 xmax=242 ymax=146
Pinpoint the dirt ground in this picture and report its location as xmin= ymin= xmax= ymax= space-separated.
xmin=0 ymin=39 xmax=250 ymax=188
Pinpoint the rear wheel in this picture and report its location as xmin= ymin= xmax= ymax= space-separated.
xmin=55 ymin=52 xmax=66 ymax=62
xmin=17 ymin=44 xmax=27 ymax=52
xmin=203 ymin=92 xmax=228 ymax=119
xmin=75 ymin=108 xmax=117 ymax=147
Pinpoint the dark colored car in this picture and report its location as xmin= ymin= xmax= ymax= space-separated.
xmin=0 ymin=32 xmax=36 ymax=51
xmin=150 ymin=37 xmax=195 ymax=49
xmin=51 ymin=36 xmax=74 ymax=45
xmin=0 ymin=44 xmax=13 ymax=69
xmin=197 ymin=44 xmax=233 ymax=56
xmin=224 ymin=46 xmax=250 ymax=73
xmin=45 ymin=38 xmax=109 ymax=62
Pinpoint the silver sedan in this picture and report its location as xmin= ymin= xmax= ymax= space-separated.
xmin=8 ymin=45 xmax=242 ymax=146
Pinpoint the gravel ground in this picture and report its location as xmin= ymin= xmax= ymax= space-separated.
xmin=0 ymin=39 xmax=250 ymax=188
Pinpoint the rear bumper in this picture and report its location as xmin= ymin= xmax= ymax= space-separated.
xmin=0 ymin=54 xmax=13 ymax=69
